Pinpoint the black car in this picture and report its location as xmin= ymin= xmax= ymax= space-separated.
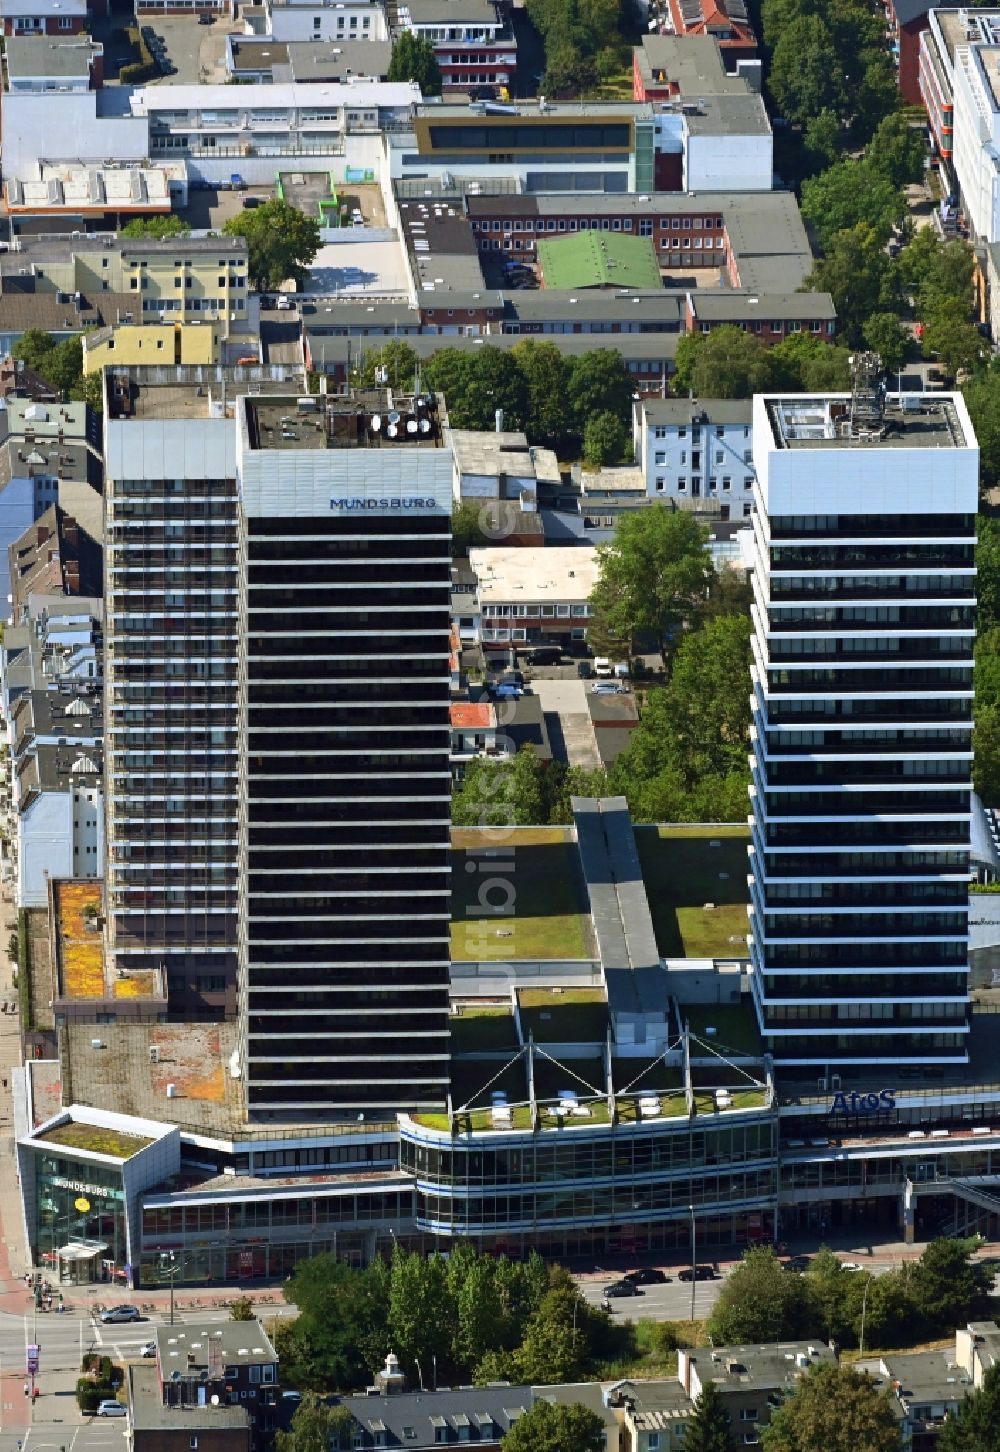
xmin=604 ymin=1279 xmax=642 ymax=1298
xmin=678 ymin=1265 xmax=718 ymax=1282
xmin=526 ymin=647 xmax=562 ymax=666
xmin=784 ymin=1255 xmax=812 ymax=1273
xmin=624 ymin=1267 xmax=669 ymax=1286
xmin=198 ymin=11 xmax=213 ymax=20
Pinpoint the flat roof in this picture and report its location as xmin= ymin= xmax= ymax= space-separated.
xmin=105 ymin=366 xmax=304 ymax=421
xmin=686 ymin=92 xmax=770 ymax=137
xmin=157 ymin=1320 xmax=277 ymax=1371
xmin=639 ymin=31 xmax=741 ymax=90
xmin=689 ymin=1341 xmax=836 ymax=1392
xmin=403 ymin=0 xmax=501 ymax=21
xmin=764 ymin=393 xmax=970 ymax=450
xmin=399 ymin=195 xmax=486 ymax=293
xmin=882 ymin=1349 xmax=971 ymax=1405
xmin=129 ymin=1364 xmax=249 ymax=1433
xmin=420 ymin=98 xmax=650 ymax=118
xmin=468 ymin=544 xmax=599 ymax=602
xmin=538 ymin=232 xmax=662 ymax=290
xmin=450 ymin=427 xmax=532 ymax=476
xmin=5 ymin=35 xmax=99 ymax=78
xmin=229 ymin=37 xmax=289 ymax=71
xmin=131 ymin=79 xmax=419 ymax=113
xmin=978 ymin=46 xmax=1000 ymax=109
xmin=283 ymin=38 xmax=393 ymax=81
xmin=242 ymin=390 xmax=443 ymax=452
xmin=689 ymin=290 xmax=836 ymax=321
xmin=640 ymin=397 xmax=752 ymax=425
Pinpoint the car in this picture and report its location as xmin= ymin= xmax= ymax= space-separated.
xmin=276 ymin=295 xmax=292 ymax=311
xmin=624 ymin=1267 xmax=669 ymax=1285
xmin=592 ymin=682 xmax=626 ymax=695
xmin=784 ymin=1255 xmax=812 ymax=1273
xmin=100 ymin=1305 xmax=141 ymax=1324
xmin=140 ymin=1341 xmax=157 ymax=1358
xmin=96 ymin=1400 xmax=127 ymax=1418
xmin=604 ymin=1279 xmax=642 ymax=1298
xmin=678 ymin=1265 xmax=718 ymax=1282
xmin=198 ymin=11 xmax=213 ymax=20
xmin=281 ymin=1391 xmax=303 ymax=1405
xmin=840 ymin=1261 xmax=864 ymax=1272
xmin=242 ymin=196 xmax=262 ymax=210
xmin=525 ymin=647 xmax=562 ymax=666
xmin=491 ymin=683 xmax=523 ymax=700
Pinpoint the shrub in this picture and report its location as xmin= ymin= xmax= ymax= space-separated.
xmin=77 ymin=1378 xmax=114 ymax=1412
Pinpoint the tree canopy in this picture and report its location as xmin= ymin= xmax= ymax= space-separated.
xmin=762 ymin=1364 xmax=901 ymax=1452
xmin=275 ymin=1395 xmax=354 ymax=1452
xmin=502 ymin=1399 xmax=605 ymax=1452
xmin=12 ymin=329 xmax=89 ymax=403
xmin=120 ymin=214 xmax=192 ymax=238
xmin=589 ymin=506 xmax=713 ymax=659
xmin=684 ymin=1380 xmax=735 ymax=1452
xmin=223 ymin=198 xmax=320 ymax=291
xmin=708 ymin=1248 xmax=815 ymax=1345
xmin=387 ymin=32 xmax=442 ymax=94
xmin=938 ymin=1362 xmax=1000 ymax=1452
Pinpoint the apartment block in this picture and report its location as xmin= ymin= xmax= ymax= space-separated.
xmin=634 ymin=396 xmax=754 ymax=511
xmin=398 ymin=0 xmax=516 ymax=92
xmin=748 ymin=386 xmax=978 ymax=1070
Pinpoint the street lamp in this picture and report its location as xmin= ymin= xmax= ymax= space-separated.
xmin=159 ymin=1252 xmax=179 ymax=1326
xmin=858 ymin=1275 xmax=873 ymax=1361
xmin=689 ymin=1204 xmax=696 ymax=1323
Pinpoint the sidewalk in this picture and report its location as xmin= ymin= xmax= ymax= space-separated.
xmin=0 ymin=880 xmax=29 ymax=1318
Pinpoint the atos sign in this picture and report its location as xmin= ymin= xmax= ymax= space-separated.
xmin=829 ymin=1089 xmax=896 ymax=1115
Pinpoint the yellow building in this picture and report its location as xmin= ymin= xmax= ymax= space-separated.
xmin=26 ymin=235 xmax=251 ymax=334
xmin=83 ymin=320 xmax=222 ymax=374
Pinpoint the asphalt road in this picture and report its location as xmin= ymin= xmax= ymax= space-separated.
xmin=577 ymin=1273 xmax=726 ymax=1323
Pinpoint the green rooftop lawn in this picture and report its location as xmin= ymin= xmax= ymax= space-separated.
xmin=636 ymin=825 xmax=749 ymax=959
xmin=518 ymin=988 xmax=609 ymax=1045
xmin=685 ymin=1003 xmax=763 ymax=1057
xmin=37 ymin=1122 xmax=154 ymax=1159
xmin=451 ymin=837 xmax=595 ymax=962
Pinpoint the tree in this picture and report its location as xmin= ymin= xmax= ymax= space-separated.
xmin=452 ymin=748 xmax=548 ymax=827
xmin=589 ymin=506 xmax=713 ymax=659
xmin=978 ymin=517 xmax=1000 ymax=631
xmin=474 ymin=345 xmax=529 ymax=431
xmin=387 ymin=32 xmax=442 ymax=95
xmin=511 ymin=1268 xmax=607 ymax=1384
xmin=275 ymin=1396 xmax=354 ymax=1452
xmin=862 ymin=312 xmax=908 ymax=373
xmin=900 ymin=229 xmax=975 ymax=322
xmin=422 ymin=349 xmax=478 ymax=424
xmin=678 ymin=326 xmax=778 ymax=400
xmin=565 ymin=349 xmax=633 ymax=431
xmin=351 ymin=339 xmax=419 ymax=390
xmin=768 ymin=16 xmax=847 ymax=128
xmin=963 ymin=366 xmax=1000 ymax=489
xmin=673 ymin=332 xmax=703 ymax=395
xmin=923 ymin=311 xmax=986 ymax=378
xmin=771 ymin=332 xmax=852 ymax=391
xmin=939 ymin=1361 xmax=1000 ymax=1452
xmin=12 ymin=329 xmax=56 ymax=373
xmin=805 ymin=224 xmax=899 ymax=342
xmin=73 ymin=370 xmax=105 ymax=412
xmin=762 ymin=1364 xmax=902 ymax=1452
xmin=223 ymin=198 xmax=320 ymax=292
xmin=804 ymin=1248 xmax=867 ymax=1345
xmin=39 ymin=335 xmax=84 ymax=397
xmin=708 ymin=1248 xmax=817 ymax=1345
xmin=278 ymin=1253 xmax=383 ymax=1390
xmin=684 ymin=1381 xmax=734 ymax=1452
xmin=229 ymin=1296 xmax=255 ymax=1321
xmin=804 ymin=109 xmax=845 ymax=169
xmin=502 ymin=1399 xmax=605 ymax=1452
xmin=452 ymin=499 xmax=491 ymax=556
xmin=866 ymin=113 xmax=927 ymax=188
xmin=975 ymin=703 xmax=1000 ymax=805
xmin=908 ymin=1239 xmax=993 ymax=1336
xmin=120 ymin=214 xmax=191 ymax=238
xmin=800 ymin=159 xmax=905 ymax=249
xmin=583 ymin=410 xmax=627 ymax=467
xmin=386 ymin=1248 xmax=453 ymax=1380
xmin=511 ymin=339 xmax=570 ymax=445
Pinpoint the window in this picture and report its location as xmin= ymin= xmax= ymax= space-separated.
xmin=190 ymin=1441 xmax=198 ymax=1450
xmin=741 ymin=1410 xmax=759 ymax=1421
xmin=743 ymin=502 xmax=752 ymax=517
xmin=677 ymin=477 xmax=687 ymax=492
xmin=647 ymin=1438 xmax=661 ymax=1451
xmin=655 ymin=477 xmax=665 ymax=492
xmin=655 ymin=452 xmax=666 ymax=465
xmin=722 ymin=476 xmax=731 ymax=491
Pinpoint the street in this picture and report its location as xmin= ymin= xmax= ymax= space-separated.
xmin=577 ymin=1274 xmax=726 ymax=1323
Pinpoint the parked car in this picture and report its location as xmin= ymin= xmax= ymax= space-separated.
xmin=525 ymin=646 xmax=562 ymax=666
xmin=242 ymin=196 xmax=262 ymax=209
xmin=604 ymin=1279 xmax=642 ymax=1298
xmin=678 ymin=1265 xmax=718 ymax=1282
xmin=100 ymin=1305 xmax=141 ymax=1324
xmin=198 ymin=11 xmax=213 ymax=20
xmin=783 ymin=1255 xmax=812 ymax=1273
xmin=592 ymin=682 xmax=626 ymax=695
xmin=624 ymin=1267 xmax=669 ymax=1285
xmin=140 ymin=1341 xmax=157 ymax=1358
xmin=97 ymin=1401 xmax=127 ymax=1418
xmin=491 ymin=683 xmax=523 ymax=700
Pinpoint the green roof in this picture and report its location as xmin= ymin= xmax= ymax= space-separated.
xmin=537 ymin=232 xmax=662 ymax=290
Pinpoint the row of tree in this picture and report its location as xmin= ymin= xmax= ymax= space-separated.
xmin=708 ymin=1241 xmax=992 ymax=1351
xmin=274 ymin=1245 xmax=621 ymax=1393
xmin=358 ymin=339 xmax=635 ymax=460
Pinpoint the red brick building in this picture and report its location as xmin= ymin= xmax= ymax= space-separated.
xmin=0 ymin=0 xmax=87 ymax=35
xmin=885 ymin=0 xmax=932 ymax=106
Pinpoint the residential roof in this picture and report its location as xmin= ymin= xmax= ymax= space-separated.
xmin=684 ymin=1341 xmax=837 ymax=1398
xmin=337 ymin=1385 xmax=530 ymax=1449
xmin=500 ymin=690 xmax=552 ymax=758
xmin=129 ymin=1363 xmax=250 ymax=1434
xmin=281 ymin=38 xmax=393 ymax=81
xmin=538 ymin=232 xmax=663 ymax=290
xmin=0 ymin=0 xmax=86 ymax=14
xmin=468 ymin=544 xmax=600 ymax=602
xmin=638 ymin=32 xmax=742 ymax=91
xmin=506 ymin=290 xmax=684 ymax=325
xmin=0 ymin=289 xmax=137 ymax=338
xmin=688 ymin=290 xmax=836 ymax=321
xmin=156 ymin=1320 xmax=278 ymax=1373
xmin=640 ymin=397 xmax=753 ymax=425
xmin=228 ymin=37 xmax=289 ymax=72
xmin=401 ymin=0 xmax=502 ymax=22
xmin=4 ymin=35 xmax=100 ymax=80
xmin=450 ymin=701 xmax=494 ymax=729
xmin=450 ymin=428 xmax=534 ymax=478
xmin=305 ymin=329 xmax=680 ymax=367
xmin=881 ymin=1349 xmax=972 ymax=1407
xmin=890 ymin=0 xmax=932 ymax=25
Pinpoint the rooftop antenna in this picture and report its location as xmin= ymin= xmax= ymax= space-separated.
xmin=847 ymin=350 xmax=886 ymax=440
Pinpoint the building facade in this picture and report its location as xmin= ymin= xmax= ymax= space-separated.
xmin=747 ymin=387 xmax=978 ymax=1070
xmin=634 ymin=397 xmax=754 ymax=511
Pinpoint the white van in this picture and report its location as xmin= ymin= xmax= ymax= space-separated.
xmin=593 ymin=657 xmax=613 ymax=677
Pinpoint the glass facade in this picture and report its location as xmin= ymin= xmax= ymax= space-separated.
xmin=34 ymin=1150 xmax=128 ymax=1279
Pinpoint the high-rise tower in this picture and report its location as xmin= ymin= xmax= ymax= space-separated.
xmin=748 ymin=386 xmax=979 ymax=1071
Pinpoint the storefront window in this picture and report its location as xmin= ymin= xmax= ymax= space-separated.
xmin=34 ymin=1151 xmax=127 ymax=1284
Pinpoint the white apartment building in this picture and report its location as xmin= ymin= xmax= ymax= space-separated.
xmin=634 ymin=397 xmax=754 ymax=514
xmin=468 ymin=545 xmax=599 ymax=651
xmin=951 ymin=32 xmax=1000 ymax=242
xmin=748 ymin=387 xmax=978 ymax=1070
xmin=249 ymin=0 xmax=388 ymax=43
